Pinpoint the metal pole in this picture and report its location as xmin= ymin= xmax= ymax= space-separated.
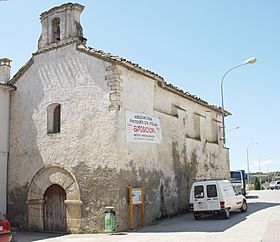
xmin=246 ymin=142 xmax=258 ymax=190
xmin=259 ymin=158 xmax=261 ymax=189
xmin=220 ymin=64 xmax=245 ymax=146
xmin=246 ymin=145 xmax=250 ymax=190
xmin=258 ymin=156 xmax=269 ymax=189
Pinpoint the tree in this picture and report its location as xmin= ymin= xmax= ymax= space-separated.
xmin=254 ymin=177 xmax=261 ymax=190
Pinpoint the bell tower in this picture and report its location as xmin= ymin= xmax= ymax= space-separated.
xmin=38 ymin=3 xmax=87 ymax=51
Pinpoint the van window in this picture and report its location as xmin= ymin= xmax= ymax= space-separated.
xmin=194 ymin=186 xmax=204 ymax=198
xmin=207 ymin=184 xmax=217 ymax=197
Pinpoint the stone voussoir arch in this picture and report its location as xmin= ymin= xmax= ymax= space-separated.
xmin=27 ymin=164 xmax=82 ymax=233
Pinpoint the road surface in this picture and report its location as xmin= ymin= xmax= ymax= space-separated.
xmin=12 ymin=190 xmax=280 ymax=242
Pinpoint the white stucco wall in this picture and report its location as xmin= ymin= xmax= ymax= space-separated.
xmin=0 ymin=89 xmax=10 ymax=213
xmin=117 ymin=66 xmax=228 ymax=177
xmin=9 ymin=44 xmax=118 ymax=188
xmin=116 ymin=65 xmax=229 ymax=227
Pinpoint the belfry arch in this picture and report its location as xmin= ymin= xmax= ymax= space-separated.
xmin=26 ymin=165 xmax=82 ymax=233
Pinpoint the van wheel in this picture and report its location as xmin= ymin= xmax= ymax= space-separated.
xmin=194 ymin=213 xmax=201 ymax=220
xmin=240 ymin=200 xmax=247 ymax=212
xmin=223 ymin=208 xmax=230 ymax=219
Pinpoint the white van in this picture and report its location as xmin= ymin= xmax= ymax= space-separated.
xmin=189 ymin=179 xmax=247 ymax=219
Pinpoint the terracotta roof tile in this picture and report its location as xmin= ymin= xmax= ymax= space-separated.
xmin=77 ymin=45 xmax=230 ymax=115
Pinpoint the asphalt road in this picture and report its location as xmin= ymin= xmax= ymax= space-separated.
xmin=12 ymin=190 xmax=280 ymax=242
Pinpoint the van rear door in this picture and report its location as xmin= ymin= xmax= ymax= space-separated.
xmin=206 ymin=183 xmax=220 ymax=210
xmin=193 ymin=184 xmax=207 ymax=211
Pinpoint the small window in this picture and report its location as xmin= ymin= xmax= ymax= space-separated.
xmin=207 ymin=185 xmax=218 ymax=198
xmin=194 ymin=186 xmax=204 ymax=198
xmin=47 ymin=103 xmax=61 ymax=134
xmin=52 ymin=17 xmax=61 ymax=42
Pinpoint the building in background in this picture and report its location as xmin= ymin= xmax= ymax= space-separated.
xmin=0 ymin=58 xmax=16 ymax=214
xmin=3 ymin=3 xmax=230 ymax=233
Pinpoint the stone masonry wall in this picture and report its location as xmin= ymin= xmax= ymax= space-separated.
xmin=105 ymin=64 xmax=122 ymax=111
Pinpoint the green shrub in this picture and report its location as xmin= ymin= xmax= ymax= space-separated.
xmin=254 ymin=177 xmax=261 ymax=190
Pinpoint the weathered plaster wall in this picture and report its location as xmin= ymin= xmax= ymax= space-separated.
xmin=8 ymin=43 xmax=119 ymax=231
xmin=115 ymin=66 xmax=229 ymax=230
xmin=8 ymin=42 xmax=229 ymax=232
xmin=115 ymin=67 xmax=161 ymax=229
xmin=0 ymin=89 xmax=10 ymax=214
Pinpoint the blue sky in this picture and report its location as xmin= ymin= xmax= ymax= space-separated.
xmin=1 ymin=0 xmax=279 ymax=173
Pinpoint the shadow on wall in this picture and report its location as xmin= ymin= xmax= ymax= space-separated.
xmin=135 ymin=201 xmax=280 ymax=233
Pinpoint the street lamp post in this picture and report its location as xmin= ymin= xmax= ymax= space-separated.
xmin=220 ymin=57 xmax=257 ymax=146
xmin=246 ymin=142 xmax=259 ymax=190
xmin=225 ymin=126 xmax=240 ymax=134
xmin=258 ymin=158 xmax=261 ymax=188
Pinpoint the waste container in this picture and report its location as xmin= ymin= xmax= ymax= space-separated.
xmin=104 ymin=206 xmax=116 ymax=233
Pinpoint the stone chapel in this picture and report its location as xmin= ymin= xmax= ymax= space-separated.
xmin=0 ymin=3 xmax=230 ymax=233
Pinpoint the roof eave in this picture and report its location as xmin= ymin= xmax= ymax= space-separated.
xmin=0 ymin=83 xmax=17 ymax=91
xmin=161 ymin=83 xmax=231 ymax=116
xmin=9 ymin=57 xmax=34 ymax=85
xmin=77 ymin=45 xmax=231 ymax=116
xmin=76 ymin=45 xmax=165 ymax=84
xmin=8 ymin=42 xmax=231 ymax=116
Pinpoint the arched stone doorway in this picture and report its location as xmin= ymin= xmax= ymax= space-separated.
xmin=44 ymin=184 xmax=67 ymax=232
xmin=27 ymin=165 xmax=82 ymax=233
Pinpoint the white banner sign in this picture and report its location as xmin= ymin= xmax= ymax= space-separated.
xmin=126 ymin=111 xmax=162 ymax=143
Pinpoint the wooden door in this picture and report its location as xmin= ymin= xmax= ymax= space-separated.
xmin=44 ymin=184 xmax=67 ymax=232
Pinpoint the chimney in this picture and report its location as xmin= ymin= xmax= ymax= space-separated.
xmin=0 ymin=58 xmax=12 ymax=84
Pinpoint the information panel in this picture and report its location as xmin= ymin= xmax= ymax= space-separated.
xmin=126 ymin=111 xmax=162 ymax=144
xmin=132 ymin=188 xmax=142 ymax=205
xmin=128 ymin=186 xmax=144 ymax=229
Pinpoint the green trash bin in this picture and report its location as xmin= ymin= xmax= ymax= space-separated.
xmin=104 ymin=206 xmax=116 ymax=234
